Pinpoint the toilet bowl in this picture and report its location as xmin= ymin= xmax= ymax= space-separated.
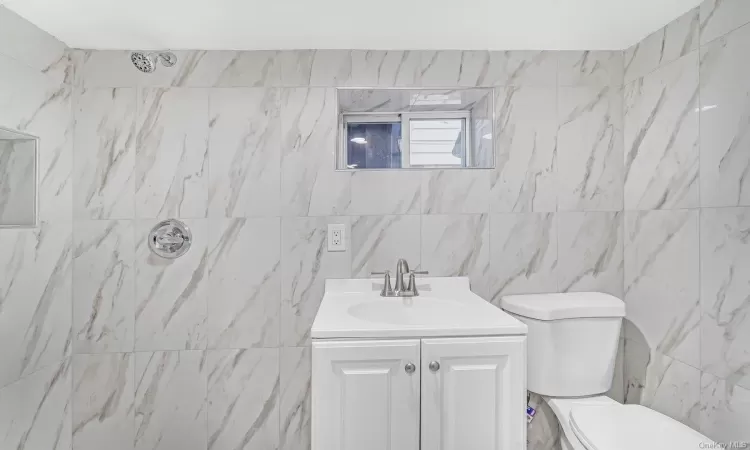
xmin=500 ymin=293 xmax=714 ymax=450
xmin=544 ymin=395 xmax=710 ymax=450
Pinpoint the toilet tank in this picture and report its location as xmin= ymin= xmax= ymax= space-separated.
xmin=500 ymin=293 xmax=625 ymax=397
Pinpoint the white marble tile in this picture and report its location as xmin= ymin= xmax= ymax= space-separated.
xmin=135 ymin=88 xmax=208 ymax=219
xmin=0 ymin=54 xmax=42 ymax=123
xmin=623 ymin=52 xmax=699 ymax=210
xmin=75 ymin=50 xmax=243 ymax=88
xmin=700 ymin=0 xmax=750 ymax=45
xmin=280 ymin=347 xmax=311 ymax=450
xmin=417 ymin=51 xmax=491 ymax=87
xmin=17 ymin=73 xmax=73 ymax=223
xmin=281 ymin=50 xmax=339 ymax=87
xmin=73 ymin=87 xmax=136 ymax=220
xmin=336 ymin=88 xmax=413 ymax=112
xmin=558 ymin=212 xmax=624 ymax=298
xmin=134 ymin=219 xmax=207 ymax=351
xmin=0 ymin=359 xmax=71 ymax=450
xmin=208 ymin=218 xmax=280 ymax=349
xmin=279 ymin=50 xmax=422 ymax=87
xmin=0 ymin=222 xmax=72 ymax=388
xmin=281 ymin=217 xmax=351 ymax=347
xmin=33 ymin=84 xmax=73 ymax=223
xmin=488 ymin=213 xmax=558 ymax=303
xmin=485 ymin=51 xmax=559 ymax=87
xmin=0 ymin=140 xmax=36 ymax=225
xmin=73 ymin=50 xmax=147 ymax=88
xmin=72 ymin=353 xmax=134 ymax=450
xmin=700 ymin=207 xmax=750 ymax=390
xmin=491 ymin=87 xmax=557 ymax=213
xmin=421 ymin=214 xmax=491 ymax=299
xmin=558 ymin=51 xmax=624 ymax=88
xmin=73 ymin=220 xmax=135 ymax=354
xmin=700 ymin=373 xmax=750 ymax=443
xmin=0 ymin=53 xmax=73 ymax=222
xmin=355 ymin=50 xmax=426 ymax=87
xmin=0 ymin=6 xmax=67 ymax=73
xmin=471 ymin=94 xmax=494 ymax=167
xmin=134 ymin=351 xmax=207 ymax=450
xmin=208 ymin=88 xmax=281 ymax=218
xmin=557 ymin=86 xmax=623 ymax=211
xmin=624 ymin=342 xmax=701 ymax=429
xmin=349 ymin=171 xmax=421 ymax=215
xmin=280 ymin=88 xmax=350 ymax=216
xmin=207 ymin=349 xmax=279 ymax=450
xmin=624 ymin=8 xmax=699 ymax=83
xmin=624 ymin=210 xmax=700 ymax=368
xmin=188 ymin=51 xmax=283 ymax=87
xmin=421 ymin=170 xmax=490 ymax=214
xmin=699 ymin=23 xmax=750 ymax=207
xmin=277 ymin=50 xmax=558 ymax=88
xmin=351 ymin=215 xmax=421 ymax=277
xmin=0 ymin=52 xmax=58 ymax=127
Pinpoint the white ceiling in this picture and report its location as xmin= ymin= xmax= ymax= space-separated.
xmin=3 ymin=0 xmax=702 ymax=51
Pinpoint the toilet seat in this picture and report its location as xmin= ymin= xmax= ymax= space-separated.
xmin=569 ymin=403 xmax=711 ymax=450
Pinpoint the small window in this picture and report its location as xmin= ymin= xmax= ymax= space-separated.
xmin=337 ymin=88 xmax=494 ymax=170
xmin=407 ymin=117 xmax=466 ymax=167
xmin=342 ymin=111 xmax=471 ymax=169
xmin=345 ymin=116 xmax=402 ymax=169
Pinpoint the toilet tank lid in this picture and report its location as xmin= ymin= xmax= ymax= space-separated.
xmin=500 ymin=293 xmax=625 ymax=321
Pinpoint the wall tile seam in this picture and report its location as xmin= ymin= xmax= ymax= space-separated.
xmin=77 ymin=82 xmax=621 ymax=89
xmin=622 ymin=52 xmax=700 ymax=97
xmin=0 ymin=354 xmax=70 ymax=393
xmin=0 ymin=47 xmax=69 ymax=77
xmin=622 ymin=7 xmax=700 ymax=79
xmin=71 ymin=346 xmax=294 ymax=356
xmin=696 ymin=29 xmax=703 ymax=379
xmin=622 ymin=336 xmax=743 ymax=386
xmin=623 ymin=20 xmax=750 ymax=91
xmin=700 ymin=12 xmax=750 ymax=48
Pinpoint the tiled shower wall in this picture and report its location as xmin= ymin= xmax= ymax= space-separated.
xmin=620 ymin=1 xmax=750 ymax=444
xmin=0 ymin=6 xmax=74 ymax=450
xmin=63 ymin=47 xmax=624 ymax=450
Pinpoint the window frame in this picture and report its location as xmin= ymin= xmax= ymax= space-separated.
xmin=338 ymin=110 xmax=472 ymax=170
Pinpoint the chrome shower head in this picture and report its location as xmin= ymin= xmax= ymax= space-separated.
xmin=130 ymin=51 xmax=177 ymax=73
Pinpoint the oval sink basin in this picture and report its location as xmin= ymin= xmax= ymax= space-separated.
xmin=347 ymin=297 xmax=467 ymax=325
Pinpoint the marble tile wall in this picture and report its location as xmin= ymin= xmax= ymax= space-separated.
xmin=622 ymin=1 xmax=750 ymax=444
xmin=0 ymin=5 xmax=73 ymax=450
xmin=59 ymin=46 xmax=625 ymax=450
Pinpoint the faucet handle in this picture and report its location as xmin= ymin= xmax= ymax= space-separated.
xmin=405 ymin=270 xmax=428 ymax=295
xmin=371 ymin=270 xmax=394 ymax=297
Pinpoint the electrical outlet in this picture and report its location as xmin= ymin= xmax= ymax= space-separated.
xmin=327 ymin=224 xmax=346 ymax=252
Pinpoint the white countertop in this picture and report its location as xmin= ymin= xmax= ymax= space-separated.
xmin=311 ymin=277 xmax=527 ymax=339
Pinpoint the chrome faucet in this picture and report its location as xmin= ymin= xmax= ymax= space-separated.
xmin=372 ymin=259 xmax=428 ymax=297
xmin=394 ymin=258 xmax=410 ymax=293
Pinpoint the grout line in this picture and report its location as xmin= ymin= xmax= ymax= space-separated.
xmin=700 ymin=12 xmax=750 ymax=48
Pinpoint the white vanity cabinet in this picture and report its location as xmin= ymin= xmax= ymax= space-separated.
xmin=312 ymin=336 xmax=526 ymax=450
xmin=312 ymin=339 xmax=421 ymax=450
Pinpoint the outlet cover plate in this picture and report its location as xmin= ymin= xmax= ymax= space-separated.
xmin=327 ymin=223 xmax=346 ymax=252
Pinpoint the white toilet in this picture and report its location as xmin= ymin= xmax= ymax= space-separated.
xmin=500 ymin=292 xmax=713 ymax=450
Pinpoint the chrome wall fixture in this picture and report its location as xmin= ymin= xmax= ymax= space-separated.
xmin=148 ymin=219 xmax=192 ymax=259
xmin=130 ymin=51 xmax=177 ymax=73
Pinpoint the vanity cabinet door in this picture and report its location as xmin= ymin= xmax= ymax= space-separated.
xmin=420 ymin=336 xmax=526 ymax=450
xmin=312 ymin=339 xmax=421 ymax=450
